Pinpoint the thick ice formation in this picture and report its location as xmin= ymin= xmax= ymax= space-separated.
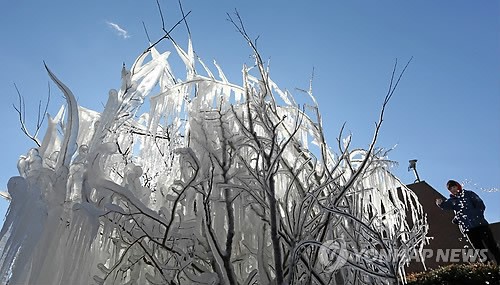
xmin=0 ymin=39 xmax=427 ymax=284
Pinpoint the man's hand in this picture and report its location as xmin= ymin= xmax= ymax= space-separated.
xmin=435 ymin=198 xmax=443 ymax=206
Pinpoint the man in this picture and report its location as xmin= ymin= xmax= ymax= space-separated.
xmin=436 ymin=179 xmax=500 ymax=264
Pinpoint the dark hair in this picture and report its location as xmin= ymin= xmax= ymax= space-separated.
xmin=446 ymin=180 xmax=462 ymax=190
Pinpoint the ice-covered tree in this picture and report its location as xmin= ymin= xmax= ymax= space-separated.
xmin=0 ymin=12 xmax=427 ymax=285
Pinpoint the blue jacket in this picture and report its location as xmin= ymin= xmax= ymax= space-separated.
xmin=438 ymin=190 xmax=488 ymax=232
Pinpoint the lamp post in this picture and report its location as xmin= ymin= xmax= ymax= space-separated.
xmin=408 ymin=159 xmax=421 ymax=183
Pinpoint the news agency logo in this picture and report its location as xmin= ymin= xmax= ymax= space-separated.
xmin=318 ymin=238 xmax=348 ymax=273
xmin=319 ymin=238 xmax=489 ymax=271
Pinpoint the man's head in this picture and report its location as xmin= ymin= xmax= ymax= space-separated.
xmin=446 ymin=180 xmax=462 ymax=196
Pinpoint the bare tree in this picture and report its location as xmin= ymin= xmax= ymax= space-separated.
xmin=0 ymin=9 xmax=427 ymax=285
xmin=13 ymin=82 xmax=51 ymax=147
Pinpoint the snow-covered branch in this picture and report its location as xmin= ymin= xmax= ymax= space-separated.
xmin=0 ymin=13 xmax=427 ymax=285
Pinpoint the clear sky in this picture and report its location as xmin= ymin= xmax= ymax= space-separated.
xmin=0 ymin=1 xmax=498 ymax=223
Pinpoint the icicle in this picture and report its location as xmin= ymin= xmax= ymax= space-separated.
xmin=1 ymin=36 xmax=427 ymax=285
xmin=213 ymin=60 xmax=228 ymax=83
xmin=38 ymin=106 xmax=64 ymax=162
xmin=45 ymin=65 xmax=80 ymax=168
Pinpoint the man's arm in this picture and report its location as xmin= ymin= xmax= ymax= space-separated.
xmin=436 ymin=198 xmax=454 ymax=210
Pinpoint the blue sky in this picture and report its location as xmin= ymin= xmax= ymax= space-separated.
xmin=0 ymin=1 xmax=498 ymax=224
